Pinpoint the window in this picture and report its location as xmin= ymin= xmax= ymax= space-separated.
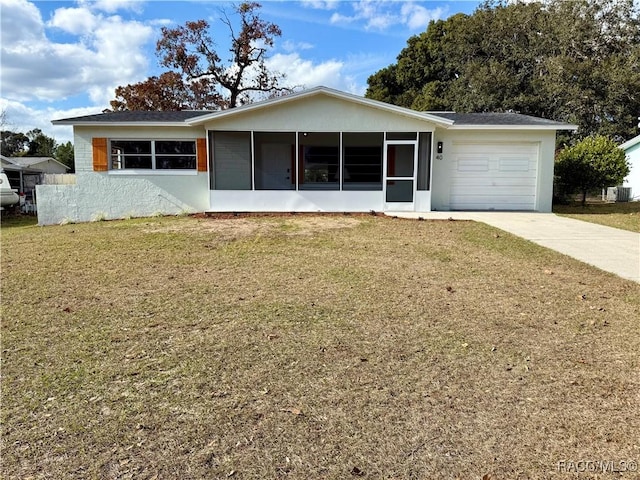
xmin=211 ymin=131 xmax=252 ymax=190
xmin=155 ymin=141 xmax=196 ymax=169
xmin=387 ymin=144 xmax=415 ymax=177
xmin=386 ymin=132 xmax=417 ymax=141
xmin=111 ymin=140 xmax=151 ymax=169
xmin=110 ymin=140 xmax=196 ymax=170
xmin=342 ymin=133 xmax=383 ymax=191
xmin=417 ymin=132 xmax=432 ymax=191
xmin=299 ymin=132 xmax=339 ymax=190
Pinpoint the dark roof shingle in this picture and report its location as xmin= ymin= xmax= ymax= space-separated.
xmin=53 ymin=110 xmax=215 ymax=124
xmin=431 ymin=112 xmax=568 ymax=126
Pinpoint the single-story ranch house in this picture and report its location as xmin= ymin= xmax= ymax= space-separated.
xmin=37 ymin=86 xmax=576 ymax=225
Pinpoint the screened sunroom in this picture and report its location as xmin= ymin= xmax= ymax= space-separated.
xmin=208 ymin=130 xmax=433 ymax=212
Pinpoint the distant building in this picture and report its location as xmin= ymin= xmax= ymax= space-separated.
xmin=1 ymin=155 xmax=70 ymax=207
xmin=620 ymin=135 xmax=640 ymax=201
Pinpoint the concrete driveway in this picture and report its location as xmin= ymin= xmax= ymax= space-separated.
xmin=387 ymin=212 xmax=640 ymax=283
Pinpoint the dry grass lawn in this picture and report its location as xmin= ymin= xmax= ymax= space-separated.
xmin=2 ymin=214 xmax=639 ymax=479
xmin=554 ymin=201 xmax=640 ymax=232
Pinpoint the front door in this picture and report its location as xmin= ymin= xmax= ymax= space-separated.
xmin=383 ymin=141 xmax=417 ymax=211
xmin=260 ymin=143 xmax=293 ymax=190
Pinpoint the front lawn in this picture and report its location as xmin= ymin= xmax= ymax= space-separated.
xmin=2 ymin=215 xmax=639 ymax=479
xmin=554 ymin=201 xmax=640 ymax=232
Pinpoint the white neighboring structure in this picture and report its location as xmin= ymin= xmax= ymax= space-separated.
xmin=37 ymin=86 xmax=576 ymax=225
xmin=2 ymin=157 xmax=69 ymax=174
xmin=1 ymin=155 xmax=70 ymax=210
xmin=620 ymin=134 xmax=640 ymax=201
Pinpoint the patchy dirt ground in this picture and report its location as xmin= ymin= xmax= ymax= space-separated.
xmin=2 ymin=215 xmax=639 ymax=479
xmin=142 ymin=214 xmax=364 ymax=239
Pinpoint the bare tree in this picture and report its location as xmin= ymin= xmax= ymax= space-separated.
xmin=156 ymin=2 xmax=292 ymax=109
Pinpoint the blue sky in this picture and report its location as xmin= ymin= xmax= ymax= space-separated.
xmin=1 ymin=0 xmax=482 ymax=143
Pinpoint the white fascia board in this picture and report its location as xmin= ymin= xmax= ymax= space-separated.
xmin=445 ymin=124 xmax=579 ymax=131
xmin=620 ymin=135 xmax=640 ymax=150
xmin=187 ymin=86 xmax=455 ymax=127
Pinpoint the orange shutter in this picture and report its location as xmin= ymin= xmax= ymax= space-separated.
xmin=92 ymin=138 xmax=108 ymax=171
xmin=196 ymin=138 xmax=207 ymax=172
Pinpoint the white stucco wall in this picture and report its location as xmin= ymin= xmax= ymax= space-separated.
xmin=430 ymin=129 xmax=557 ymax=212
xmin=622 ymin=141 xmax=640 ymax=201
xmin=209 ymin=190 xmax=385 ymax=212
xmin=36 ymin=172 xmax=209 ymax=225
xmin=202 ymin=95 xmax=437 ymax=133
xmin=73 ymin=126 xmax=205 ymax=172
xmin=36 ymin=125 xmax=210 ymax=225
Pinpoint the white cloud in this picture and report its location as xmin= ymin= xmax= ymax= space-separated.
xmin=267 ymin=53 xmax=359 ymax=94
xmin=149 ymin=18 xmax=173 ymax=27
xmin=0 ymin=0 xmax=45 ymax=45
xmin=281 ymin=39 xmax=314 ymax=53
xmin=329 ymin=0 xmax=444 ymax=31
xmin=48 ymin=7 xmax=98 ymax=35
xmin=300 ymin=0 xmax=340 ymax=10
xmin=0 ymin=98 xmax=102 ymax=144
xmin=80 ymin=0 xmax=144 ymax=14
xmin=401 ymin=2 xmax=443 ymax=30
xmin=330 ymin=12 xmax=356 ymax=25
xmin=1 ymin=0 xmax=154 ymax=105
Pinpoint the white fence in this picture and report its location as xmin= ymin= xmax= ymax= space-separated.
xmin=42 ymin=174 xmax=77 ymax=185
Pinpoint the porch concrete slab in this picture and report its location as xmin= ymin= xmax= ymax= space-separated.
xmin=386 ymin=212 xmax=640 ymax=283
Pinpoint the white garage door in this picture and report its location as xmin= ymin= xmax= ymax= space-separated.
xmin=450 ymin=143 xmax=539 ymax=210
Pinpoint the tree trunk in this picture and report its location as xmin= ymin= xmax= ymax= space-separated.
xmin=581 ymin=190 xmax=587 ymax=206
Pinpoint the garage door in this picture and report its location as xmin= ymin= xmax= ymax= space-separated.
xmin=450 ymin=143 xmax=538 ymax=210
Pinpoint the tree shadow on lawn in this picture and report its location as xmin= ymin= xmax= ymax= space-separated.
xmin=553 ymin=201 xmax=640 ymax=215
xmin=0 ymin=212 xmax=38 ymax=229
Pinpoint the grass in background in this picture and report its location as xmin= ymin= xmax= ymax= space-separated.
xmin=2 ymin=215 xmax=639 ymax=479
xmin=554 ymin=201 xmax=640 ymax=232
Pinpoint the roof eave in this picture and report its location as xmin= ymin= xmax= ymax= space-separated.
xmin=446 ymin=124 xmax=579 ymax=131
xmin=52 ymin=120 xmax=198 ymax=127
xmin=620 ymin=135 xmax=640 ymax=150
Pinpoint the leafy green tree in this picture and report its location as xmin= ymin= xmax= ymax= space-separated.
xmin=26 ymin=129 xmax=56 ymax=157
xmin=1 ymin=130 xmax=29 ymax=156
xmin=55 ymin=141 xmax=75 ymax=172
xmin=555 ymin=136 xmax=630 ymax=205
xmin=366 ymin=0 xmax=640 ymax=141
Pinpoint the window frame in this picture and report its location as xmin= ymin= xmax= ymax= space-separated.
xmin=298 ymin=132 xmax=340 ymax=190
xmin=108 ymin=138 xmax=198 ymax=174
xmin=342 ymin=132 xmax=384 ymax=191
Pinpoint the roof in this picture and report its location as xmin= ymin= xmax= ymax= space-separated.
xmin=432 ymin=112 xmax=576 ymax=129
xmin=51 ymin=86 xmax=576 ymax=130
xmin=620 ymin=134 xmax=640 ymax=151
xmin=1 ymin=156 xmax=69 ymax=171
xmin=52 ymin=110 xmax=214 ymax=126
xmin=1 ymin=155 xmax=44 ymax=173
